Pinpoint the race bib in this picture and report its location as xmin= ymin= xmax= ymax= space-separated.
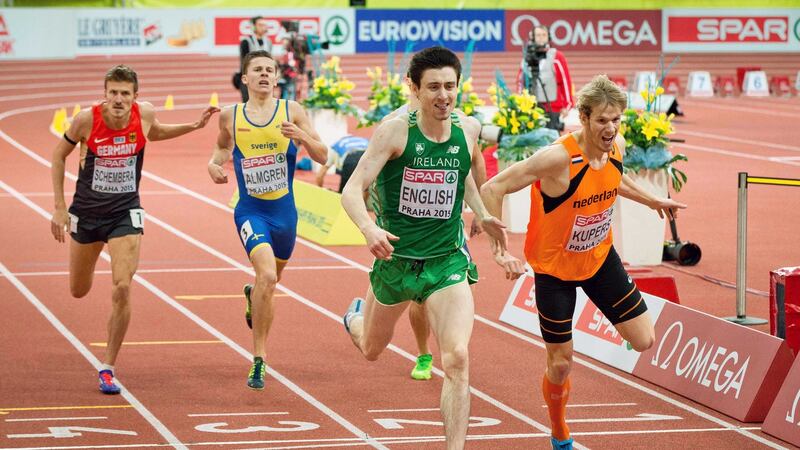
xmin=398 ymin=167 xmax=458 ymax=219
xmin=129 ymin=208 xmax=145 ymax=229
xmin=92 ymin=156 xmax=137 ymax=193
xmin=567 ymin=207 xmax=613 ymax=252
xmin=241 ymin=153 xmax=288 ymax=196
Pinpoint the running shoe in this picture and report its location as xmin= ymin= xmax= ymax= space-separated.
xmin=343 ymin=297 xmax=364 ymax=333
xmin=247 ymin=357 xmax=266 ymax=390
xmin=244 ymin=284 xmax=253 ymax=329
xmin=551 ymin=436 xmax=573 ymax=450
xmin=410 ymin=353 xmax=433 ymax=380
xmin=98 ymin=369 xmax=121 ymax=395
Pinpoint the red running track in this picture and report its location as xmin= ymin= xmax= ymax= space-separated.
xmin=0 ymin=54 xmax=797 ymax=449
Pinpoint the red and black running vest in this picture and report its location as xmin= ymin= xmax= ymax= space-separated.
xmin=70 ymin=102 xmax=147 ymax=217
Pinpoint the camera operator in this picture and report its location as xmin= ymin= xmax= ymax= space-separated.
xmin=518 ymin=25 xmax=573 ymax=132
xmin=236 ymin=16 xmax=273 ymax=102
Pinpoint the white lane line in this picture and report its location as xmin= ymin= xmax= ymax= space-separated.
xmin=2 ymin=100 xmax=784 ymax=448
xmin=0 ymin=258 xmax=186 ymax=450
xmin=186 ymin=412 xmax=289 ymax=417
xmin=0 ymin=180 xmax=387 ymax=450
xmin=367 ymin=408 xmax=440 ymax=413
xmin=567 ymin=413 xmax=682 ymax=423
xmin=556 ymin=403 xmax=638 ymax=408
xmin=680 ymin=100 xmax=800 ymax=118
xmin=674 ymin=142 xmax=800 ymax=167
xmin=143 ymin=211 xmax=563 ymax=446
xmin=4 ymin=416 xmax=107 ymax=422
xmin=678 ymin=130 xmax=800 ymax=153
xmin=1 ymin=265 xmax=356 ymax=278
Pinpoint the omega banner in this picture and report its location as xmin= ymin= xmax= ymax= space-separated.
xmin=505 ymin=10 xmax=662 ymax=52
xmin=500 ymin=271 xmax=794 ymax=422
xmin=762 ymin=355 xmax=800 ymax=447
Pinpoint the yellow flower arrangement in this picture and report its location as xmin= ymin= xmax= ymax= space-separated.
xmin=457 ymin=77 xmax=484 ymax=117
xmin=487 ymin=80 xmax=558 ymax=162
xmin=358 ymin=66 xmax=408 ymax=128
xmin=303 ymin=56 xmax=359 ymax=116
xmin=621 ymin=85 xmax=688 ymax=191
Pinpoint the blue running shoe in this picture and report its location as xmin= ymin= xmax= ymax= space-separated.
xmin=247 ymin=357 xmax=266 ymax=390
xmin=98 ymin=370 xmax=120 ymax=395
xmin=343 ymin=297 xmax=364 ymax=333
xmin=244 ymin=284 xmax=253 ymax=329
xmin=551 ymin=437 xmax=573 ymax=450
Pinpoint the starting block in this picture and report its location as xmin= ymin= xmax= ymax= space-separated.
xmin=715 ymin=75 xmax=736 ymax=97
xmin=687 ymin=71 xmax=714 ymax=97
xmin=609 ymin=75 xmax=628 ymax=90
xmin=770 ymin=75 xmax=792 ymax=97
xmin=742 ymin=70 xmax=770 ymax=97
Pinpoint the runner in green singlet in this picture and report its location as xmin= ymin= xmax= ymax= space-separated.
xmin=341 ymin=46 xmax=507 ymax=450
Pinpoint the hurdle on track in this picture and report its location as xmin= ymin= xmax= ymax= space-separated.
xmin=727 ymin=172 xmax=800 ymax=325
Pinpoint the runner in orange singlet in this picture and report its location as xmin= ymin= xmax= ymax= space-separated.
xmin=480 ymin=75 xmax=686 ymax=450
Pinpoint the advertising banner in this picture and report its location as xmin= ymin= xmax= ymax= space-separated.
xmin=0 ymin=9 xmax=75 ymax=60
xmin=355 ymin=9 xmax=505 ymax=53
xmin=213 ymin=10 xmax=355 ymax=56
xmin=762 ymin=355 xmax=800 ymax=447
xmin=75 ymin=9 xmax=212 ymax=55
xmin=500 ymin=270 xmax=794 ymax=422
xmin=663 ymin=9 xmax=800 ymax=53
xmin=505 ymin=10 xmax=662 ymax=52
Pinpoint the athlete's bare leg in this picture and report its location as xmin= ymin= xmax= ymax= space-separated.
xmin=613 ymin=312 xmax=655 ymax=352
xmin=69 ymin=240 xmax=104 ymax=298
xmin=347 ymin=285 xmax=410 ymax=361
xmin=249 ymin=245 xmax=287 ymax=359
xmin=425 ymin=281 xmax=473 ymax=450
xmin=409 ymin=302 xmax=430 ymax=355
xmin=104 ymin=234 xmax=141 ymax=366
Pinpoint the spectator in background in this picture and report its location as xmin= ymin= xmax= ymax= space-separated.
xmin=237 ymin=16 xmax=273 ymax=102
xmin=518 ymin=25 xmax=573 ymax=132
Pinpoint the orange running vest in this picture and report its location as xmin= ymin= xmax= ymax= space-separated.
xmin=524 ymin=133 xmax=623 ymax=281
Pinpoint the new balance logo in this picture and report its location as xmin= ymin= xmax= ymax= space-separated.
xmin=447 ymin=145 xmax=460 ymax=154
xmin=448 ymin=273 xmax=462 ymax=281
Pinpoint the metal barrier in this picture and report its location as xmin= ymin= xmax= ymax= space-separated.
xmin=727 ymin=172 xmax=800 ymax=325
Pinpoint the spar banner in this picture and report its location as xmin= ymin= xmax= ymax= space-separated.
xmin=0 ymin=9 xmax=76 ymax=60
xmin=663 ymin=8 xmax=800 ymax=53
xmin=500 ymin=270 xmax=794 ymax=422
xmin=355 ymin=9 xmax=505 ymax=53
xmin=213 ymin=10 xmax=355 ymax=55
xmin=505 ymin=10 xmax=662 ymax=52
xmin=75 ymin=9 xmax=213 ymax=55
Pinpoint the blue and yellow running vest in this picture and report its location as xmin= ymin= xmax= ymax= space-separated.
xmin=232 ymin=100 xmax=298 ymax=212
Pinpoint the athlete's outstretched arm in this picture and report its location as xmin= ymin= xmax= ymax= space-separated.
xmin=341 ymin=119 xmax=402 ymax=260
xmin=208 ymin=107 xmax=234 ymax=184
xmin=283 ymin=101 xmax=327 ymax=164
xmin=144 ymin=103 xmax=219 ymax=141
xmin=50 ymin=110 xmax=91 ymax=243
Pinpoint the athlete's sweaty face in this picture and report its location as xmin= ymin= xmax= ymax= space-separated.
xmin=244 ymin=56 xmax=278 ymax=95
xmin=414 ymin=67 xmax=458 ymax=121
xmin=104 ymin=81 xmax=136 ymax=119
xmin=581 ymin=103 xmax=622 ymax=153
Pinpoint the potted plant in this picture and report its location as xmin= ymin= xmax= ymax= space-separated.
xmin=303 ymin=56 xmax=359 ymax=147
xmin=486 ymin=79 xmax=559 ymax=232
xmin=613 ymin=85 xmax=688 ymax=265
xmin=358 ymin=66 xmax=408 ymax=128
